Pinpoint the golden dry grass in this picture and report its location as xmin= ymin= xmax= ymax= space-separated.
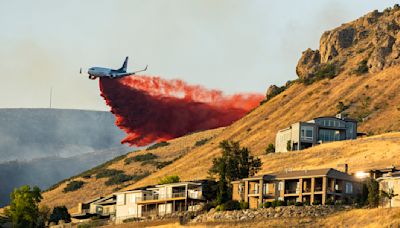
xmin=105 ymin=208 xmax=400 ymax=228
xmin=40 ymin=65 xmax=400 ymax=211
xmin=40 ymin=128 xmax=223 ymax=211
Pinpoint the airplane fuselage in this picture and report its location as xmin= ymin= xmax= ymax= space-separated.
xmin=84 ymin=57 xmax=147 ymax=80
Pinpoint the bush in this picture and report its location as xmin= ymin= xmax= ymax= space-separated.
xmin=124 ymin=153 xmax=158 ymax=165
xmin=265 ymin=143 xmax=275 ymax=154
xmin=158 ymin=175 xmax=180 ymax=185
xmin=202 ymin=202 xmax=216 ymax=212
xmin=303 ymin=201 xmax=310 ymax=206
xmin=49 ymin=206 xmax=71 ymax=225
xmin=240 ymin=201 xmax=249 ymax=209
xmin=63 ymin=181 xmax=84 ymax=193
xmin=354 ymin=59 xmax=369 ymax=75
xmin=263 ymin=202 xmax=271 ymax=208
xmin=271 ymin=200 xmax=285 ymax=207
xmin=287 ymin=201 xmax=295 ymax=206
xmin=223 ymin=200 xmax=241 ymax=211
xmin=96 ymin=169 xmax=123 ymax=179
xmin=146 ymin=141 xmax=170 ymax=151
xmin=312 ymin=200 xmax=321 ymax=205
xmin=326 ymin=198 xmax=335 ymax=205
xmin=195 ymin=138 xmax=210 ymax=147
xmin=105 ymin=172 xmax=150 ymax=186
xmin=215 ymin=204 xmax=225 ymax=211
xmin=295 ymin=202 xmax=303 ymax=206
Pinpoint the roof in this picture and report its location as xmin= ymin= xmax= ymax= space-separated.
xmin=151 ymin=181 xmax=201 ymax=189
xmin=240 ymin=168 xmax=357 ymax=182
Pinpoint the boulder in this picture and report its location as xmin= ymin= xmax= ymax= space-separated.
xmin=296 ymin=48 xmax=321 ymax=79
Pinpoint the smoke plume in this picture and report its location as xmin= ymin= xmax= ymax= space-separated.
xmin=99 ymin=76 xmax=263 ymax=146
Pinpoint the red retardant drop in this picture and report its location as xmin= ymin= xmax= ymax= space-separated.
xmin=99 ymin=75 xmax=264 ymax=146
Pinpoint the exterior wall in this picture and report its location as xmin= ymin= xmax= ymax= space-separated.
xmin=249 ymin=196 xmax=259 ymax=209
xmin=379 ymin=178 xmax=400 ymax=208
xmin=115 ymin=192 xmax=143 ymax=224
xmin=276 ymin=128 xmax=292 ymax=152
xmin=232 ymin=182 xmax=244 ymax=202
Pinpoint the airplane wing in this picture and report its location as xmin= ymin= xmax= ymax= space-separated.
xmin=115 ymin=65 xmax=148 ymax=77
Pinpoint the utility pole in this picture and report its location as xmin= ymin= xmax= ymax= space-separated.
xmin=49 ymin=87 xmax=53 ymax=109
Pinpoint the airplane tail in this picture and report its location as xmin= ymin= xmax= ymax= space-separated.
xmin=118 ymin=57 xmax=128 ymax=72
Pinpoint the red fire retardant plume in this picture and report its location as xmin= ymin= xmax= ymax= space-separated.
xmin=99 ymin=76 xmax=264 ymax=146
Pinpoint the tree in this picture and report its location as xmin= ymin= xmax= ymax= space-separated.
xmin=208 ymin=140 xmax=262 ymax=204
xmin=5 ymin=185 xmax=42 ymax=228
xmin=158 ymin=175 xmax=180 ymax=185
xmin=49 ymin=206 xmax=71 ymax=225
xmin=265 ymin=143 xmax=275 ymax=154
xmin=366 ymin=178 xmax=380 ymax=207
xmin=381 ymin=188 xmax=398 ymax=208
xmin=286 ymin=140 xmax=292 ymax=151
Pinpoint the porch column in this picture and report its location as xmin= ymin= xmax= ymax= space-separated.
xmin=244 ymin=180 xmax=249 ymax=203
xmin=311 ymin=177 xmax=315 ymax=204
xmin=298 ymin=178 xmax=303 ymax=202
xmin=322 ymin=177 xmax=327 ymax=205
xmin=280 ymin=180 xmax=285 ymax=200
xmin=185 ymin=184 xmax=188 ymax=210
xmin=259 ymin=179 xmax=264 ymax=207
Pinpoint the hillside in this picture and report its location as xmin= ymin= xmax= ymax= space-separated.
xmin=40 ymin=128 xmax=223 ymax=210
xmin=40 ymin=6 xmax=400 ymax=211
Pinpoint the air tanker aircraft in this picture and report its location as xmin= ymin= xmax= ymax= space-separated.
xmin=81 ymin=57 xmax=148 ymax=80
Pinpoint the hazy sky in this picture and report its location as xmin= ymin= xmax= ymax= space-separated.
xmin=0 ymin=0 xmax=397 ymax=111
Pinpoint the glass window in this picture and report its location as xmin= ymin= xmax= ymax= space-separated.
xmin=345 ymin=182 xmax=353 ymax=194
xmin=301 ymin=126 xmax=313 ymax=140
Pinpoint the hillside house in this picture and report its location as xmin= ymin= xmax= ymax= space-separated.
xmin=71 ymin=195 xmax=116 ymax=221
xmin=377 ymin=172 xmax=400 ymax=208
xmin=275 ymin=114 xmax=357 ymax=152
xmin=232 ymin=168 xmax=362 ymax=208
xmin=114 ymin=182 xmax=206 ymax=224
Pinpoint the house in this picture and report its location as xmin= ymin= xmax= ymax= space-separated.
xmin=377 ymin=172 xmax=400 ymax=208
xmin=275 ymin=114 xmax=357 ymax=152
xmin=114 ymin=181 xmax=207 ymax=224
xmin=71 ymin=195 xmax=116 ymax=221
xmin=355 ymin=166 xmax=400 ymax=180
xmin=232 ymin=168 xmax=362 ymax=208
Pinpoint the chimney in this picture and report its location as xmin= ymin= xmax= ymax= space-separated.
xmin=337 ymin=164 xmax=348 ymax=173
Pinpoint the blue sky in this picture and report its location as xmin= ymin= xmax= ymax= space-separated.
xmin=0 ymin=0 xmax=398 ymax=110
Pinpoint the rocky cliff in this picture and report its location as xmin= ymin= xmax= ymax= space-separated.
xmin=297 ymin=5 xmax=400 ymax=81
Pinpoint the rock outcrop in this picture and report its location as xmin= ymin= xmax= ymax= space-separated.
xmin=297 ymin=5 xmax=400 ymax=80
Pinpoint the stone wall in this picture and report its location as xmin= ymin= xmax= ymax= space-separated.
xmin=191 ymin=205 xmax=351 ymax=223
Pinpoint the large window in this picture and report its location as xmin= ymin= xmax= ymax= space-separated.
xmin=301 ymin=126 xmax=313 ymax=140
xmin=320 ymin=119 xmax=345 ymax=128
xmin=345 ymin=182 xmax=353 ymax=194
xmin=319 ymin=129 xmax=342 ymax=142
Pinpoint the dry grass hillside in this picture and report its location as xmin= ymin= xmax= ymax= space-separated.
xmin=40 ymin=128 xmax=223 ymax=210
xmin=127 ymin=65 xmax=400 ymax=189
xmin=39 ymin=6 xmax=400 ymax=211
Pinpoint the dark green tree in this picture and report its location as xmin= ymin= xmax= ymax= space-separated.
xmin=158 ymin=175 xmax=180 ymax=185
xmin=265 ymin=143 xmax=275 ymax=154
xmin=49 ymin=206 xmax=71 ymax=225
xmin=208 ymin=140 xmax=262 ymax=204
xmin=366 ymin=178 xmax=380 ymax=207
xmin=5 ymin=185 xmax=42 ymax=228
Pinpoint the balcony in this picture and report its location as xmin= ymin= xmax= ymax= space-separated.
xmin=136 ymin=192 xmax=186 ymax=202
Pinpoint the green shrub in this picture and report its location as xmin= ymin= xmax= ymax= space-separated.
xmin=303 ymin=201 xmax=310 ymax=206
xmin=195 ymin=138 xmax=210 ymax=147
xmin=271 ymin=200 xmax=285 ymax=207
xmin=124 ymin=153 xmax=158 ymax=165
xmin=354 ymin=59 xmax=369 ymax=75
xmin=287 ymin=201 xmax=295 ymax=206
xmin=146 ymin=141 xmax=170 ymax=151
xmin=63 ymin=181 xmax=84 ymax=193
xmin=312 ymin=200 xmax=321 ymax=205
xmin=215 ymin=204 xmax=225 ymax=211
xmin=295 ymin=202 xmax=303 ymax=206
xmin=265 ymin=143 xmax=275 ymax=154
xmin=286 ymin=140 xmax=292 ymax=151
xmin=96 ymin=169 xmax=123 ymax=179
xmin=263 ymin=202 xmax=271 ymax=208
xmin=326 ymin=198 xmax=335 ymax=205
xmin=240 ymin=201 xmax=249 ymax=209
xmin=223 ymin=200 xmax=241 ymax=211
xmin=158 ymin=175 xmax=180 ymax=185
xmin=105 ymin=172 xmax=150 ymax=186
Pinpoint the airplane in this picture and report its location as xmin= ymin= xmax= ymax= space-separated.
xmin=80 ymin=57 xmax=148 ymax=80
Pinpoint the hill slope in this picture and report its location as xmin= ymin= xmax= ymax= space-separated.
xmin=41 ymin=6 xmax=400 ymax=210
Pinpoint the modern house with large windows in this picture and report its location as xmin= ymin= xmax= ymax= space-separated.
xmin=275 ymin=114 xmax=357 ymax=152
xmin=231 ymin=168 xmax=362 ymax=209
xmin=114 ymin=182 xmax=207 ymax=224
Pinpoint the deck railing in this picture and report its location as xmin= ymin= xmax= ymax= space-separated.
xmin=136 ymin=192 xmax=186 ymax=202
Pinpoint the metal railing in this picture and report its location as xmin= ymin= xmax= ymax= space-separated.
xmin=136 ymin=192 xmax=186 ymax=202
